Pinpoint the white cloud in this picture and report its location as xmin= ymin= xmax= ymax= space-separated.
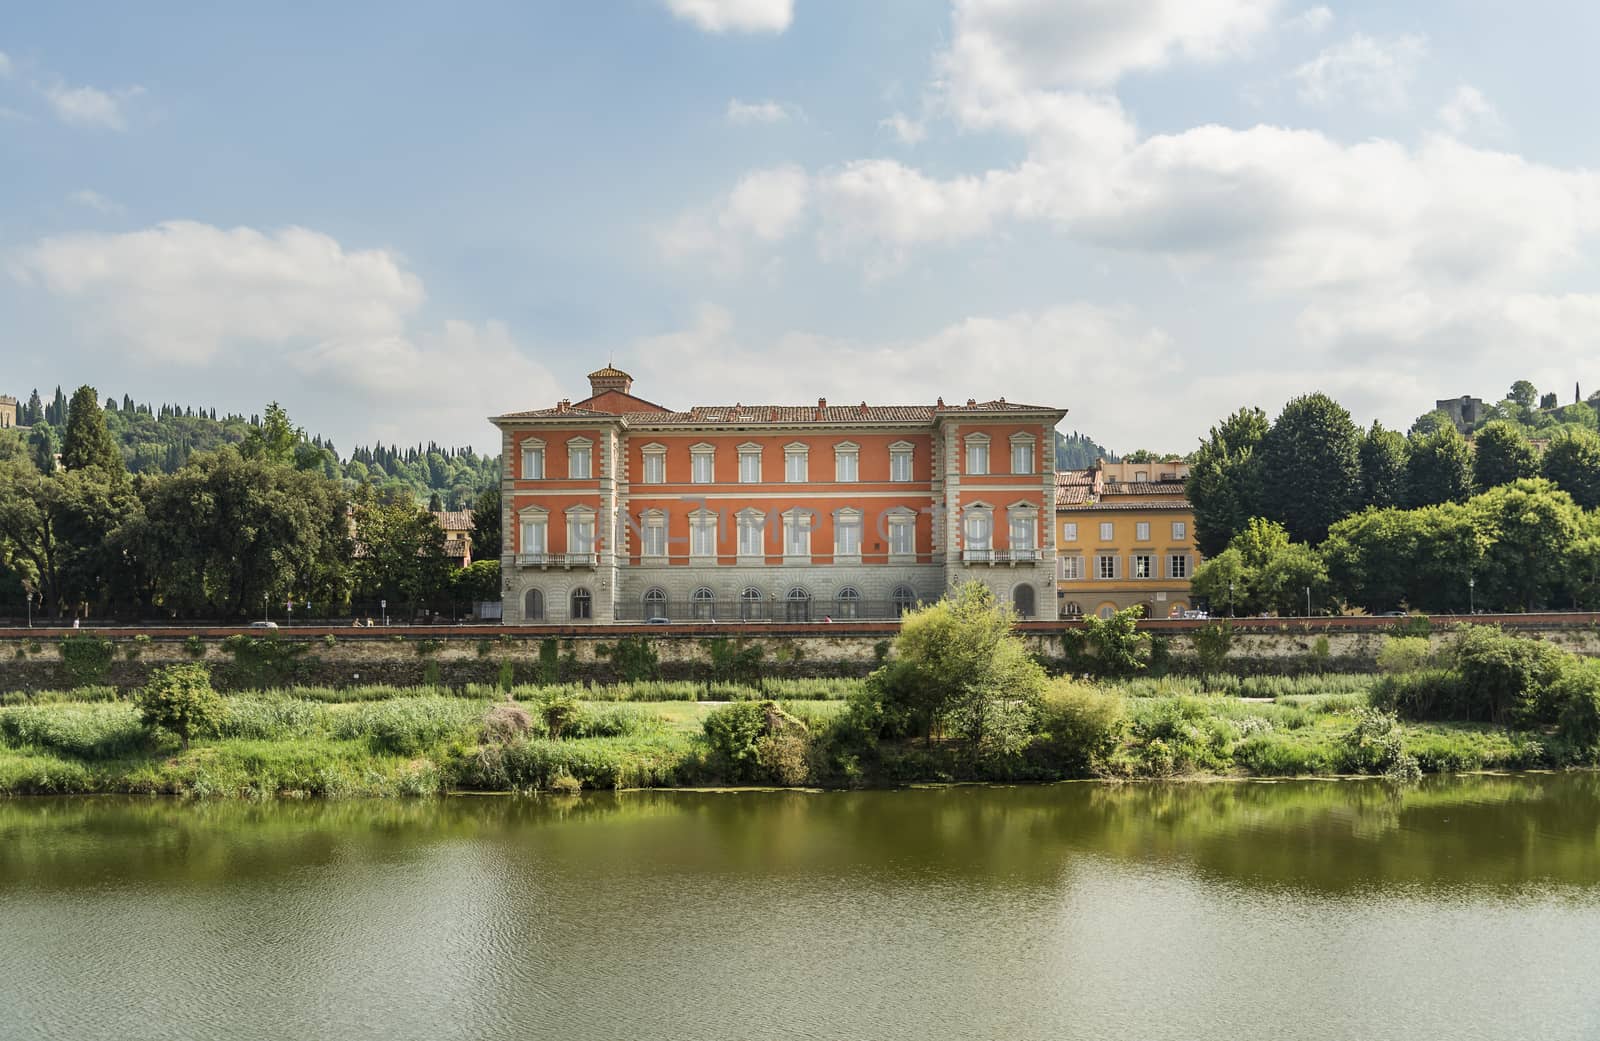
xmin=1438 ymin=84 xmax=1503 ymax=137
xmin=657 ymin=164 xmax=810 ymax=271
xmin=40 ymin=82 xmax=144 ymax=130
xmin=880 ymin=112 xmax=927 ymax=144
xmin=10 ymin=220 xmax=559 ymax=447
xmin=66 ymin=189 xmax=122 ymax=214
xmin=664 ymin=0 xmax=793 ymax=34
xmin=1292 ymin=33 xmax=1428 ymax=111
xmin=1284 ymin=6 xmax=1333 ymax=34
xmin=726 ymin=98 xmax=797 ymax=125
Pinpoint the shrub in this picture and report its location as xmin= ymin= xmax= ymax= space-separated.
xmin=598 ymin=636 xmax=660 ymax=682
xmin=137 ymin=664 xmax=224 ymax=750
xmin=537 ymin=689 xmax=581 ymax=739
xmin=213 ymin=698 xmax=324 ymax=741
xmin=124 ymin=635 xmax=152 ymax=661
xmin=482 ymin=698 xmax=535 ymax=744
xmin=183 ymin=635 xmax=206 ymax=658
xmin=703 ymin=700 xmax=809 ymax=784
xmin=1371 ymin=669 xmax=1466 ymax=720
xmin=1377 ymin=636 xmax=1432 ymax=675
xmin=1233 ymin=731 xmax=1334 ymax=775
xmin=1341 ymin=708 xmax=1419 ymax=780
xmin=0 ymin=703 xmax=148 ymax=759
xmin=1032 ymin=680 xmax=1126 ymax=776
xmin=1552 ymin=657 xmax=1600 ymax=758
xmin=331 ymin=697 xmax=477 ymax=755
xmin=58 ymin=635 xmax=115 ymax=688
xmin=1450 ymin=626 xmax=1567 ymax=724
xmin=1080 ymin=607 xmax=1150 ymax=676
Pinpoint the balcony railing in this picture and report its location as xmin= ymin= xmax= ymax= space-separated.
xmin=961 ymin=548 xmax=1042 ymax=564
xmin=614 ymin=599 xmax=922 ymax=623
xmin=515 ymin=552 xmax=599 ymax=568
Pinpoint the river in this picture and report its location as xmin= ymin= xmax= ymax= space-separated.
xmin=3 ymin=775 xmax=1599 ymax=1040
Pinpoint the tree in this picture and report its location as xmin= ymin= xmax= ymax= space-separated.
xmin=1405 ymin=426 xmax=1473 ymax=507
xmin=1188 ymin=518 xmax=1303 ymax=616
xmin=60 ymin=386 xmax=124 ymax=478
xmin=26 ymin=424 xmax=58 ymax=475
xmin=137 ymin=663 xmax=224 ymax=750
xmin=1358 ymin=422 xmax=1408 ymax=509
xmin=1192 ymin=622 xmax=1234 ymax=689
xmin=1256 ymin=542 xmax=1330 ymax=616
xmin=1472 ymin=421 xmax=1537 ymax=491
xmin=1469 ymin=480 xmax=1582 ymax=611
xmin=353 ymin=495 xmax=453 ymax=615
xmin=1259 ymin=393 xmax=1361 ymax=543
xmin=1541 ymin=392 xmax=1559 ymax=411
xmin=1080 ymin=606 xmax=1150 ymax=676
xmin=453 ymin=559 xmax=501 ymax=605
xmin=1186 ymin=407 xmax=1268 ymax=557
xmin=470 ymin=486 xmax=502 ymax=562
xmin=1541 ymin=430 xmax=1600 ymax=510
xmin=1510 ymin=380 xmax=1539 ymax=409
xmin=1409 ymin=409 xmax=1455 ymax=437
xmin=885 ymin=582 xmax=1046 ymax=758
xmin=1191 ymin=547 xmax=1248 ymax=616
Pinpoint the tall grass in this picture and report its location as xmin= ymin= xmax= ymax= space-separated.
xmin=1110 ymin=673 xmax=1374 ymax=700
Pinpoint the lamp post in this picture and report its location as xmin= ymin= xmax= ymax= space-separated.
xmin=262 ymin=592 xmax=269 ymax=624
xmin=1228 ymin=580 xmax=1234 ymax=618
xmin=1469 ymin=576 xmax=1475 ymax=615
xmin=1305 ymin=586 xmax=1311 ymax=618
xmin=381 ymin=599 xmax=388 ymax=627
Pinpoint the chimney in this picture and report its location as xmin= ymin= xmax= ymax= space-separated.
xmin=936 ymin=397 xmax=945 ymax=409
xmin=818 ymin=397 xmax=827 ymax=408
xmin=966 ymin=398 xmax=977 ymax=407
xmin=557 ymin=399 xmax=571 ymax=413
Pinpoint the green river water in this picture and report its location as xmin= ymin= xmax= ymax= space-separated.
xmin=3 ymin=775 xmax=1600 ymax=1040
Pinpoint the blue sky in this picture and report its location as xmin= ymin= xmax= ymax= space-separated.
xmin=6 ymin=0 xmax=1600 ymax=454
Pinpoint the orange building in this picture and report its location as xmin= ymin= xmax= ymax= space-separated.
xmin=490 ymin=366 xmax=1066 ymax=623
xmin=1055 ymin=458 xmax=1200 ymax=620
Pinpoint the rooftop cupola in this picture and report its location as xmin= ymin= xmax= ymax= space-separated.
xmin=588 ymin=364 xmax=633 ymax=397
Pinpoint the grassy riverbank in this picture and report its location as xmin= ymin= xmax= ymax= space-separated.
xmin=0 ymin=679 xmax=1558 ymax=797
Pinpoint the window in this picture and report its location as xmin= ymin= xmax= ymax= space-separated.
xmin=888 ymin=515 xmax=915 ymax=558
xmin=639 ymin=513 xmax=666 ymax=558
xmin=643 ymin=588 xmax=668 ymax=620
xmin=692 ymin=587 xmax=715 ymax=621
xmin=1011 ymin=438 xmax=1034 ymax=475
xmin=1135 ymin=470 xmax=1149 ymax=482
xmin=520 ymin=442 xmax=545 ymax=480
xmin=570 ymin=588 xmax=593 ymax=620
xmin=966 ymin=435 xmax=990 ymax=475
xmin=1008 ymin=510 xmax=1036 ymax=553
xmin=892 ymin=585 xmax=917 ymax=616
xmin=785 ymin=587 xmax=812 ymax=622
xmin=1060 ymin=556 xmax=1084 ymax=581
xmin=568 ymin=440 xmax=592 ymax=479
xmin=1136 ymin=522 xmax=1150 ymax=542
xmin=785 ymin=445 xmax=809 ymax=483
xmin=568 ymin=513 xmax=596 ymax=556
xmin=1172 ymin=521 xmax=1188 ymax=541
xmin=1133 ymin=554 xmax=1153 ymax=579
xmin=1099 ymin=605 xmax=1115 ymax=620
xmin=640 ymin=447 xmax=665 ymax=484
xmin=520 ymin=514 xmax=548 ymax=556
xmin=739 ymin=446 xmax=762 ymax=484
xmin=1096 ymin=555 xmax=1117 ymax=580
xmin=740 ymin=586 xmax=765 ymax=621
xmin=737 ymin=511 xmax=765 ymax=557
xmin=690 ymin=514 xmax=717 ymax=559
xmin=835 ymin=444 xmax=859 ymax=482
xmin=691 ymin=445 xmax=715 ymax=484
xmin=834 ymin=587 xmax=861 ymax=620
xmin=1169 ymin=554 xmax=1190 ymax=580
xmin=1099 ymin=522 xmax=1114 ymax=542
xmin=890 ymin=443 xmax=913 ymax=482
xmin=523 ymin=588 xmax=544 ymax=621
xmin=964 ymin=509 xmax=993 ymax=555
xmin=1063 ymin=601 xmax=1082 ymax=619
xmin=783 ymin=512 xmax=812 ymax=558
xmin=1063 ymin=522 xmax=1078 ymax=542
xmin=1012 ymin=585 xmax=1036 ymax=619
xmin=834 ymin=511 xmax=862 ymax=558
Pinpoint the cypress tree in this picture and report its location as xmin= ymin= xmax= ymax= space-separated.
xmin=60 ymin=385 xmax=125 ymax=476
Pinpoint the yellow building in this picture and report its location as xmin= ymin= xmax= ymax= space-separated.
xmin=432 ymin=510 xmax=475 ymax=568
xmin=1055 ymin=459 xmax=1200 ymax=619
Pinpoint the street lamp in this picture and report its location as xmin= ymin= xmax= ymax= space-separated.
xmin=1469 ymin=576 xmax=1476 ymax=615
xmin=262 ymin=592 xmax=269 ymax=623
xmin=1305 ymin=586 xmax=1311 ymax=618
xmin=381 ymin=599 xmax=388 ymax=627
xmin=1228 ymin=580 xmax=1234 ymax=618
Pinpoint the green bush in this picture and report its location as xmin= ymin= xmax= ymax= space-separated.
xmin=702 ymin=700 xmax=810 ymax=784
xmin=1032 ymin=680 xmax=1126 ymax=776
xmin=1377 ymin=636 xmax=1433 ymax=675
xmin=58 ymin=635 xmax=115 ymax=688
xmin=0 ymin=703 xmax=148 ymax=759
xmin=212 ymin=698 xmax=324 ymax=741
xmin=1341 ymin=708 xmax=1419 ymax=779
xmin=468 ymin=735 xmax=694 ymax=791
xmin=184 ymin=635 xmax=206 ymax=658
xmin=1233 ymin=731 xmax=1336 ymax=775
xmin=137 ymin=664 xmax=225 ymax=750
xmin=330 ymin=697 xmax=478 ymax=755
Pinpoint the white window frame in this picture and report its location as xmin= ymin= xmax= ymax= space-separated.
xmin=1172 ymin=521 xmax=1188 ymax=541
xmin=834 ymin=442 xmax=859 ymax=483
xmin=639 ymin=510 xmax=666 ymax=559
xmin=520 ymin=439 xmax=545 ymax=481
xmin=1169 ymin=554 xmax=1190 ymax=580
xmin=964 ymin=506 xmax=993 ymax=556
xmin=1133 ymin=553 xmax=1154 ymax=579
xmin=567 ymin=438 xmax=593 ymax=480
xmin=638 ymin=443 xmax=666 ymax=485
xmin=1135 ymin=522 xmax=1151 ymax=542
xmin=965 ymin=434 xmax=990 ymax=476
xmin=1009 ymin=434 xmax=1034 ymax=475
xmin=1062 ymin=522 xmax=1078 ymax=543
xmin=736 ymin=509 xmax=766 ymax=560
xmin=738 ymin=443 xmax=762 ymax=484
xmin=1007 ymin=508 xmax=1037 ymax=552
xmin=782 ymin=510 xmax=813 ymax=561
xmin=1099 ymin=521 xmax=1114 ymax=542
xmin=834 ymin=508 xmax=863 ymax=560
xmin=689 ymin=512 xmax=717 ymax=561
xmin=889 ymin=441 xmax=914 ymax=483
xmin=1096 ymin=554 xmax=1117 ymax=580
xmin=1060 ymin=555 xmax=1084 ymax=581
xmin=566 ymin=508 xmax=596 ymax=557
xmin=887 ymin=512 xmax=916 ymax=560
xmin=518 ymin=507 xmax=548 ymax=557
xmin=784 ymin=443 xmax=809 ymax=484
xmin=690 ymin=443 xmax=715 ymax=485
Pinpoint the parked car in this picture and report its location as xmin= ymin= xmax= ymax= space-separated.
xmin=1181 ymin=610 xmax=1210 ymax=620
xmin=646 ymin=616 xmax=671 ymax=625
xmin=249 ymin=620 xmax=279 ymax=629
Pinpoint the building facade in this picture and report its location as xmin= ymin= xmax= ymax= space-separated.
xmin=432 ymin=510 xmax=475 ymax=568
xmin=1056 ymin=458 xmax=1200 ymax=620
xmin=0 ymin=396 xmax=17 ymax=430
xmin=491 ymin=367 xmax=1065 ymax=624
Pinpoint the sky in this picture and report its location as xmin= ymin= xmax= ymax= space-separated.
xmin=5 ymin=0 xmax=1600 ymax=456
